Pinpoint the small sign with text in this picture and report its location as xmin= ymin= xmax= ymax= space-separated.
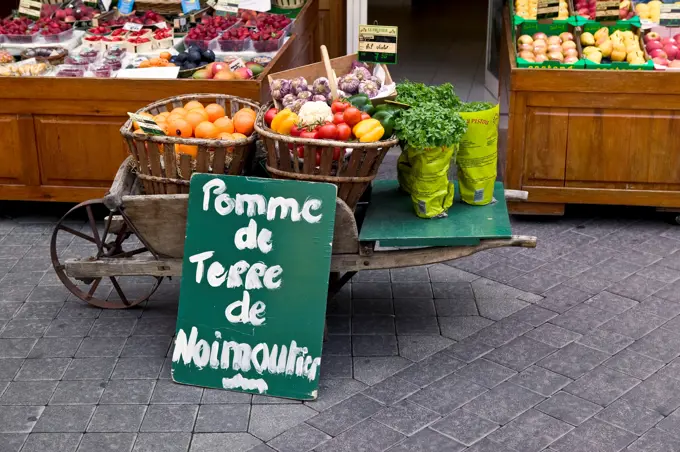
xmin=358 ymin=25 xmax=398 ymax=65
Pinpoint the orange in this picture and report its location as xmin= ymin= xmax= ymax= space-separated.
xmin=155 ymin=120 xmax=169 ymax=134
xmin=213 ymin=116 xmax=235 ymax=134
xmin=168 ymin=117 xmax=193 ymax=138
xmin=175 ymin=144 xmax=198 ymax=158
xmin=166 ymin=113 xmax=184 ymax=125
xmin=237 ymin=107 xmax=257 ymax=119
xmin=160 ymin=51 xmax=172 ymax=60
xmin=170 ymin=107 xmax=188 ymax=117
xmin=185 ymin=110 xmax=209 ymax=131
xmin=231 ymin=132 xmax=247 ymax=140
xmin=205 ymin=103 xmax=226 ymax=122
xmin=216 ymin=132 xmax=234 ymax=140
xmin=184 ymin=100 xmax=205 ymax=111
xmin=138 ymin=60 xmax=151 ymax=68
xmin=194 ymin=121 xmax=219 ymax=139
xmin=132 ymin=112 xmax=153 ymax=131
xmin=153 ymin=113 xmax=169 ymax=123
xmin=233 ymin=112 xmax=255 ymax=136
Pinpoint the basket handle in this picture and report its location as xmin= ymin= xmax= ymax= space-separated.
xmin=321 ymin=45 xmax=339 ymax=101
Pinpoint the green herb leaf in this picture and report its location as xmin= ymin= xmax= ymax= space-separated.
xmin=456 ymin=101 xmax=494 ymax=112
xmin=395 ymin=81 xmax=462 ymax=110
xmin=394 ymin=102 xmax=468 ymax=149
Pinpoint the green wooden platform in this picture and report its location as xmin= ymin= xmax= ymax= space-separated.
xmin=359 ymin=181 xmax=512 ymax=247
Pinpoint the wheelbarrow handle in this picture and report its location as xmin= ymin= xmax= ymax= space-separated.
xmin=504 ymin=190 xmax=529 ymax=202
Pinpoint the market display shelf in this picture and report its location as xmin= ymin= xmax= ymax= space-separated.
xmin=359 ymin=181 xmax=512 ymax=247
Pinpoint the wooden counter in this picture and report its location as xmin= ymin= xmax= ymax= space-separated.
xmin=503 ymin=12 xmax=680 ymax=215
xmin=0 ymin=0 xmax=318 ymax=203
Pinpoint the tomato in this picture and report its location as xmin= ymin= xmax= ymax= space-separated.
xmin=332 ymin=112 xmax=345 ymax=125
xmin=300 ymin=130 xmax=319 ymax=140
xmin=317 ymin=123 xmax=339 ymax=140
xmin=332 ymin=146 xmax=342 ymax=160
xmin=343 ymin=107 xmax=362 ymax=127
xmin=336 ymin=123 xmax=351 ymax=141
xmin=331 ymin=100 xmax=350 ymax=114
xmin=264 ymin=108 xmax=278 ymax=126
xmin=296 ymin=145 xmax=304 ymax=159
xmin=315 ymin=150 xmax=321 ymax=166
xmin=290 ymin=124 xmax=302 ymax=137
xmin=361 ymin=112 xmax=371 ymax=121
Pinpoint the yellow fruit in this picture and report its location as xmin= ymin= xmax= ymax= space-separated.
xmin=583 ymin=45 xmax=599 ymax=55
xmin=184 ymin=101 xmax=205 ymax=111
xmin=581 ymin=32 xmax=595 ymax=46
xmin=611 ymin=49 xmax=626 ymax=62
xmin=598 ymin=39 xmax=613 ymax=58
xmin=594 ymin=27 xmax=609 ymax=43
xmin=586 ymin=51 xmax=603 ymax=64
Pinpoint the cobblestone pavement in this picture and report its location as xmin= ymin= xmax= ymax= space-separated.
xmin=2 ymin=207 xmax=680 ymax=452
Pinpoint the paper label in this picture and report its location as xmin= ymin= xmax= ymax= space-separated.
xmin=229 ymin=58 xmax=247 ymax=71
xmin=155 ymin=22 xmax=168 ymax=28
xmin=358 ymin=25 xmax=398 ymax=65
xmin=660 ymin=4 xmax=680 ymax=26
xmin=239 ymin=0 xmax=271 ymax=12
xmin=101 ymin=0 xmax=113 ymax=11
xmin=124 ymin=22 xmax=144 ymax=31
xmin=215 ymin=0 xmax=239 ymax=14
xmin=118 ymin=0 xmax=135 ymax=15
xmin=127 ymin=112 xmax=166 ymax=135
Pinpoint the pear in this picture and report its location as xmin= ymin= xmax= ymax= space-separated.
xmin=611 ymin=49 xmax=627 ymax=62
xmin=583 ymin=46 xmax=599 ymax=55
xmin=594 ymin=27 xmax=609 ymax=43
xmin=598 ymin=39 xmax=614 ymax=57
xmin=630 ymin=58 xmax=646 ymax=65
xmin=581 ymin=32 xmax=595 ymax=46
xmin=586 ymin=51 xmax=603 ymax=64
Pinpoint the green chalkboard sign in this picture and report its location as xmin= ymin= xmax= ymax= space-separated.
xmin=358 ymin=25 xmax=398 ymax=65
xmin=171 ymin=174 xmax=337 ymax=400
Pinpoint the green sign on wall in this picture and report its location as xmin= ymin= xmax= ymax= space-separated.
xmin=171 ymin=174 xmax=337 ymax=400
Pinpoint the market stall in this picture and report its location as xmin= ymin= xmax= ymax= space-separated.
xmin=503 ymin=0 xmax=680 ymax=215
xmin=0 ymin=0 xmax=318 ymax=202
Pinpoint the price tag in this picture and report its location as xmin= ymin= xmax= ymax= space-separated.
xmin=215 ymin=0 xmax=239 ymax=14
xmin=229 ymin=58 xmax=247 ymax=71
xmin=127 ymin=113 xmax=165 ymax=136
xmin=118 ymin=0 xmax=135 ymax=15
xmin=238 ymin=0 xmax=271 ymax=12
xmin=124 ymin=22 xmax=143 ymax=31
xmin=101 ymin=0 xmax=113 ymax=11
xmin=181 ymin=0 xmax=201 ymax=13
xmin=660 ymin=4 xmax=680 ymax=26
xmin=155 ymin=22 xmax=167 ymax=28
xmin=358 ymin=25 xmax=398 ymax=65
xmin=18 ymin=0 xmax=42 ymax=18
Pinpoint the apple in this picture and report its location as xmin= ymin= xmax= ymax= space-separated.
xmin=518 ymin=43 xmax=533 ymax=52
xmin=559 ymin=32 xmax=574 ymax=43
xmin=653 ymin=56 xmax=669 ymax=66
xmin=564 ymin=48 xmax=579 ymax=57
xmin=646 ymin=41 xmax=663 ymax=51
xmin=533 ymin=32 xmax=548 ymax=42
xmin=534 ymin=54 xmax=548 ymax=62
xmin=562 ymin=41 xmax=577 ymax=51
xmin=518 ymin=35 xmax=533 ymax=45
xmin=533 ymin=39 xmax=547 ymax=51
xmin=547 ymin=35 xmax=562 ymax=46
xmin=649 ymin=48 xmax=667 ymax=59
xmin=213 ymin=70 xmax=236 ymax=80
xmin=564 ymin=56 xmax=579 ymax=63
xmin=661 ymin=37 xmax=677 ymax=46
xmin=548 ymin=51 xmax=564 ymax=62
xmin=664 ymin=44 xmax=679 ymax=60
xmin=233 ymin=67 xmax=253 ymax=80
xmin=548 ymin=44 xmax=562 ymax=53
xmin=674 ymin=34 xmax=680 ymax=45
xmin=519 ymin=50 xmax=535 ymax=60
xmin=644 ymin=32 xmax=661 ymax=43
xmin=211 ymin=62 xmax=228 ymax=75
xmin=192 ymin=69 xmax=211 ymax=79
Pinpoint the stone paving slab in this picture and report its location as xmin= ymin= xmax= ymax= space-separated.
xmin=4 ymin=207 xmax=680 ymax=451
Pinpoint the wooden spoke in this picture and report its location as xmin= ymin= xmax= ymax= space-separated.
xmin=58 ymin=224 xmax=97 ymax=244
xmin=110 ymin=277 xmax=130 ymax=306
xmin=86 ymin=278 xmax=101 ymax=300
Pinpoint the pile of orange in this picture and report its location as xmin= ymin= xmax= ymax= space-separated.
xmin=133 ymin=100 xmax=256 ymax=158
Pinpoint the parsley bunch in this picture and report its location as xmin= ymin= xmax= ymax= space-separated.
xmin=456 ymin=101 xmax=494 ymax=112
xmin=394 ymin=102 xmax=468 ymax=149
xmin=395 ymin=81 xmax=462 ymax=110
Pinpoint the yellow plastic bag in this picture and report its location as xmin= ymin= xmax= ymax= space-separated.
xmin=457 ymin=104 xmax=500 ymax=205
xmin=397 ymin=144 xmax=455 ymax=219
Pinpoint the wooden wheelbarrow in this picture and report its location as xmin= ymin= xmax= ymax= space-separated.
xmin=51 ymin=157 xmax=537 ymax=309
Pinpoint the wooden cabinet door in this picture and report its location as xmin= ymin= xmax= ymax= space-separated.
xmin=566 ymin=109 xmax=680 ymax=189
xmin=0 ymin=114 xmax=40 ymax=188
xmin=34 ymin=115 xmax=129 ymax=188
xmin=523 ymin=107 xmax=569 ymax=187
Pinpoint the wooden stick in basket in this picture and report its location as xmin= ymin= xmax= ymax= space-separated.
xmin=320 ymin=45 xmax=339 ymax=101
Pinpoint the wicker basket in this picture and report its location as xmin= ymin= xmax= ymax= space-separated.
xmin=254 ymin=102 xmax=398 ymax=210
xmin=272 ymin=0 xmax=305 ymax=9
xmin=134 ymin=0 xmax=193 ymax=14
xmin=20 ymin=47 xmax=68 ymax=65
xmin=120 ymin=93 xmax=260 ymax=195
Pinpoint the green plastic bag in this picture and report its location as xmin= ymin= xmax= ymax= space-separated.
xmin=457 ymin=104 xmax=500 ymax=205
xmin=397 ymin=144 xmax=456 ymax=219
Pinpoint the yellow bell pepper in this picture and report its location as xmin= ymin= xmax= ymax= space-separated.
xmin=270 ymin=109 xmax=299 ymax=136
xmin=352 ymin=118 xmax=384 ymax=143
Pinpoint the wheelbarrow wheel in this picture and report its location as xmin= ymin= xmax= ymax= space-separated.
xmin=50 ymin=199 xmax=163 ymax=309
